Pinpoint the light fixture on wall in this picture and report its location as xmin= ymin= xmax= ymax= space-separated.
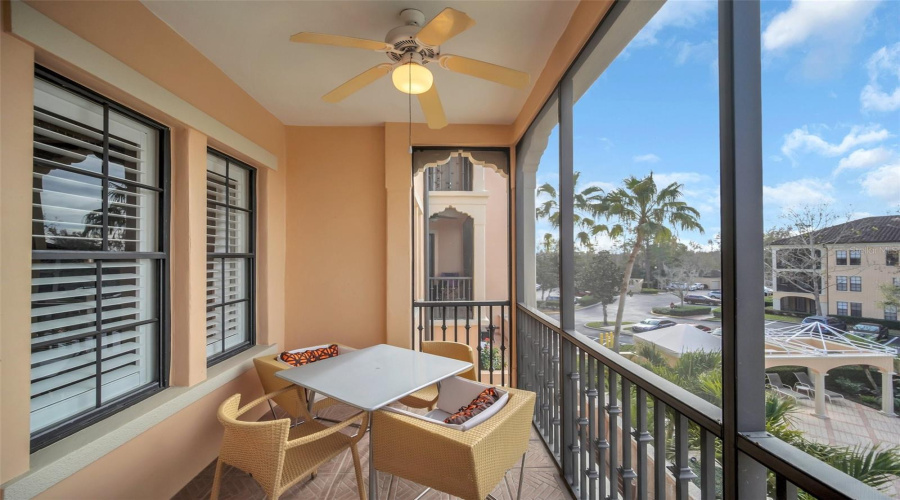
xmin=392 ymin=53 xmax=433 ymax=94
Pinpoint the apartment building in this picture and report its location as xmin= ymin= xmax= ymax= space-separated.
xmin=770 ymin=216 xmax=900 ymax=321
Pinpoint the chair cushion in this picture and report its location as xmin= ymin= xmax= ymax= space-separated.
xmin=280 ymin=344 xmax=339 ymax=367
xmin=444 ymin=387 xmax=501 ymax=425
xmin=386 ymin=376 xmax=508 ymax=431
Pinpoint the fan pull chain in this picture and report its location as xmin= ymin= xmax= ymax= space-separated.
xmin=408 ymin=52 xmax=413 ymax=154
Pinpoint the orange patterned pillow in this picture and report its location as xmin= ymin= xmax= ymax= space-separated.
xmin=280 ymin=344 xmax=339 ymax=367
xmin=444 ymin=387 xmax=500 ymax=425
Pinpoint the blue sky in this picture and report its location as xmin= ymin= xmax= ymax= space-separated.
xmin=535 ymin=0 xmax=900 ymax=250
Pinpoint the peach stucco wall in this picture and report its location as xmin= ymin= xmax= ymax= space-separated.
xmin=284 ymin=126 xmax=388 ymax=350
xmin=1 ymin=0 xmax=608 ymax=495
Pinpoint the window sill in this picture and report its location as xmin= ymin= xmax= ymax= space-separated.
xmin=1 ymin=344 xmax=277 ymax=500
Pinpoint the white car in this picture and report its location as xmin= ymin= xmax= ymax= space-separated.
xmin=763 ymin=286 xmax=773 ymax=296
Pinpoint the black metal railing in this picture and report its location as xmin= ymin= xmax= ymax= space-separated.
xmin=427 ymin=159 xmax=473 ymax=191
xmin=516 ymin=303 xmax=889 ymax=500
xmin=428 ymin=276 xmax=473 ymax=301
xmin=413 ymin=300 xmax=511 ymax=386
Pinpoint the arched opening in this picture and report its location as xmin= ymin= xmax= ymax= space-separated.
xmin=428 ymin=207 xmax=474 ymax=301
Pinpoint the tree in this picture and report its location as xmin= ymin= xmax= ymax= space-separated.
xmin=598 ymin=173 xmax=704 ymax=350
xmin=575 ymin=251 xmax=623 ymax=325
xmin=767 ymin=206 xmax=855 ymax=316
xmin=535 ymin=234 xmax=558 ymax=301
xmin=537 ymin=172 xmax=605 ymax=251
xmin=634 ymin=345 xmax=900 ymax=495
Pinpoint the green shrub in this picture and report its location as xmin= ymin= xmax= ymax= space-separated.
xmin=479 ymin=346 xmax=504 ymax=370
xmin=712 ymin=307 xmax=722 ymax=318
xmin=577 ymin=295 xmax=601 ymax=306
xmin=538 ymin=300 xmax=560 ymax=310
xmin=640 ymin=288 xmax=659 ymax=294
xmin=834 ymin=376 xmax=865 ymax=395
xmin=764 ymin=296 xmax=773 ymax=307
xmin=651 ymin=305 xmax=711 ymax=317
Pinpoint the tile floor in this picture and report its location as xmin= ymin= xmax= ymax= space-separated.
xmin=173 ymin=402 xmax=572 ymax=500
xmin=790 ymin=397 xmax=900 ymax=496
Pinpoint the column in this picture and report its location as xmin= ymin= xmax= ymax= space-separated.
xmin=882 ymin=370 xmax=896 ymax=417
xmin=474 ymin=220 xmax=486 ymax=301
xmin=813 ymin=370 xmax=828 ymax=419
xmin=520 ymin=172 xmax=537 ymax=308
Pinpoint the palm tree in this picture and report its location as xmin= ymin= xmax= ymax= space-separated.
xmin=633 ymin=346 xmax=900 ymax=495
xmin=598 ymin=173 xmax=703 ymax=350
xmin=536 ymin=172 xmax=605 ymax=251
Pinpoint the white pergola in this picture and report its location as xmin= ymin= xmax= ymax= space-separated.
xmin=764 ymin=322 xmax=898 ymax=418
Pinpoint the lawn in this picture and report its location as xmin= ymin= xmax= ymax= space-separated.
xmin=585 ymin=321 xmax=633 ymax=329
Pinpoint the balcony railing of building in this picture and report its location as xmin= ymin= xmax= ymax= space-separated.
xmin=428 ymin=276 xmax=473 ymax=301
xmin=516 ymin=304 xmax=887 ymax=500
xmin=776 ymin=277 xmax=821 ymax=294
xmin=426 ymin=158 xmax=473 ymax=191
xmin=413 ymin=300 xmax=511 ymax=386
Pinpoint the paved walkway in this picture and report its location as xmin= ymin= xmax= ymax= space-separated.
xmin=791 ymin=397 xmax=900 ymax=496
xmin=174 ymin=403 xmax=572 ymax=500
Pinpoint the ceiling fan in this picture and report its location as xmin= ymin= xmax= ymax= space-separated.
xmin=290 ymin=7 xmax=530 ymax=130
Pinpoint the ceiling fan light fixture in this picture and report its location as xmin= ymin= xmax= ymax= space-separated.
xmin=392 ymin=61 xmax=433 ymax=94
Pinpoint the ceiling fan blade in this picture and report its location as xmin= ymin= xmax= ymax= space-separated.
xmin=323 ymin=64 xmax=393 ymax=103
xmin=417 ymin=85 xmax=448 ymax=130
xmin=290 ymin=32 xmax=394 ymax=52
xmin=439 ymin=55 xmax=530 ymax=89
xmin=415 ymin=8 xmax=475 ymax=47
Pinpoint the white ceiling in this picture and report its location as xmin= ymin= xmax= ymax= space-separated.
xmin=142 ymin=1 xmax=578 ymax=126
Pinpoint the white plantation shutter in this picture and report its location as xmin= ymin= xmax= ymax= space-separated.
xmin=30 ymin=72 xmax=164 ymax=444
xmin=206 ymin=150 xmax=254 ymax=361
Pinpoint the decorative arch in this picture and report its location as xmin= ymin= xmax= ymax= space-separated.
xmin=412 ymin=148 xmax=509 ymax=177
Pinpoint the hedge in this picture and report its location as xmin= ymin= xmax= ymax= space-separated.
xmin=651 ymin=305 xmax=711 ymax=317
xmin=538 ymin=300 xmax=560 ymax=310
xmin=640 ymin=288 xmax=660 ymax=294
xmin=577 ymin=295 xmax=601 ymax=306
xmin=762 ymin=309 xmax=900 ymax=330
xmin=712 ymin=307 xmax=722 ymax=318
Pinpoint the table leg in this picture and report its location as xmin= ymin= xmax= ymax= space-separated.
xmin=368 ymin=410 xmax=377 ymax=500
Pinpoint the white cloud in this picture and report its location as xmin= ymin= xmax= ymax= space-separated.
xmin=764 ymin=179 xmax=836 ymax=207
xmin=860 ymin=163 xmax=900 ymax=205
xmin=632 ymin=0 xmax=715 ymax=47
xmin=674 ymin=39 xmax=717 ymax=66
xmin=653 ymin=172 xmax=710 ymax=187
xmin=860 ymin=43 xmax=900 ymax=113
xmin=781 ymin=125 xmax=891 ymax=161
xmin=835 ymin=146 xmax=895 ymax=174
xmin=762 ymin=0 xmax=876 ymax=51
xmin=633 ymin=153 xmax=661 ymax=163
xmin=762 ymin=0 xmax=880 ymax=78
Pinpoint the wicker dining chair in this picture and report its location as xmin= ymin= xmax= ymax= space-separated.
xmin=211 ymin=388 xmax=368 ymax=500
xmin=253 ymin=344 xmax=356 ymax=421
xmin=375 ymin=386 xmax=536 ymax=500
xmin=399 ymin=341 xmax=478 ymax=409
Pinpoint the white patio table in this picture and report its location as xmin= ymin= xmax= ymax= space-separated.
xmin=275 ymin=343 xmax=472 ymax=500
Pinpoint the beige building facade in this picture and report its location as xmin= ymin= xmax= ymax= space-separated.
xmin=770 ymin=217 xmax=900 ymax=321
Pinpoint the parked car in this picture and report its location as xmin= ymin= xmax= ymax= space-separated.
xmin=710 ymin=327 xmax=722 ymax=337
xmin=689 ymin=283 xmax=707 ymax=291
xmin=632 ymin=318 xmax=677 ymax=333
xmin=763 ymin=286 xmax=773 ymax=296
xmin=708 ymin=290 xmax=722 ymax=300
xmin=546 ymin=294 xmax=578 ymax=304
xmin=684 ymin=294 xmax=721 ymax=306
xmin=801 ymin=315 xmax=848 ymax=332
xmin=688 ymin=324 xmax=712 ymax=332
xmin=849 ymin=322 xmax=890 ymax=341
xmin=667 ymin=282 xmax=688 ymax=290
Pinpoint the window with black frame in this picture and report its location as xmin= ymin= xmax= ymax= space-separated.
xmin=30 ymin=68 xmax=168 ymax=449
xmin=206 ymin=149 xmax=255 ymax=363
